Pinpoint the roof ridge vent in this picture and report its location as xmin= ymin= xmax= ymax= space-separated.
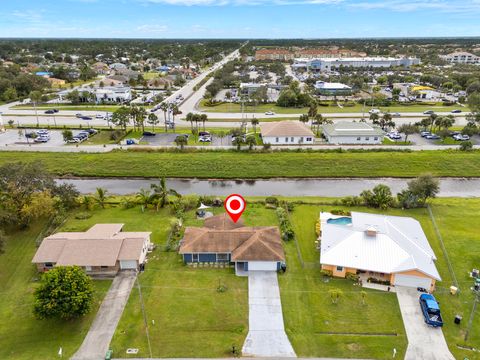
xmin=365 ymin=226 xmax=377 ymax=237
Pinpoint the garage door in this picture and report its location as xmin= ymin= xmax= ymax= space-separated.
xmin=394 ymin=274 xmax=432 ymax=289
xmin=120 ymin=260 xmax=137 ymax=270
xmin=248 ymin=261 xmax=277 ymax=271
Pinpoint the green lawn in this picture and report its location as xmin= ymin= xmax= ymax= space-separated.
xmin=2 ymin=150 xmax=480 ymax=178
xmin=199 ymin=99 xmax=469 ymax=114
xmin=0 ymin=222 xmax=111 ymax=360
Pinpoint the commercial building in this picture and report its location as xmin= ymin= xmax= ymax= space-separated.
xmin=293 ymin=57 xmax=420 ymax=72
xmin=314 ymin=81 xmax=353 ymax=95
xmin=255 ymin=48 xmax=366 ymax=61
xmin=32 ymin=224 xmax=152 ymax=276
xmin=179 ymin=214 xmax=285 ymax=276
xmin=440 ymin=51 xmax=480 ymax=65
xmin=260 ymin=121 xmax=315 ymax=145
xmin=319 ymin=212 xmax=441 ymax=292
xmin=59 ymin=86 xmax=132 ymax=103
xmin=322 ymin=121 xmax=384 ymax=144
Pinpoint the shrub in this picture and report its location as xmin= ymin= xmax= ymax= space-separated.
xmin=341 ymin=196 xmax=362 ymax=207
xmin=460 ymin=141 xmax=473 ymax=151
xmin=265 ymin=197 xmax=279 ymax=206
xmin=74 ymin=212 xmax=92 ymax=220
xmin=330 ymin=209 xmax=351 ymax=216
xmin=121 ymin=198 xmax=136 ymax=209
xmin=320 ymin=269 xmax=333 ymax=277
xmin=346 ymin=273 xmax=360 ymax=282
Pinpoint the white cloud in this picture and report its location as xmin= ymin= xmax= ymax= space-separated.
xmin=142 ymin=0 xmax=343 ymax=5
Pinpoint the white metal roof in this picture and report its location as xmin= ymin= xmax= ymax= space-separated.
xmin=320 ymin=212 xmax=441 ymax=280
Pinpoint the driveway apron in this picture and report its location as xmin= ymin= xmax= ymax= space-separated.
xmin=72 ymin=271 xmax=137 ymax=360
xmin=242 ymin=271 xmax=296 ymax=357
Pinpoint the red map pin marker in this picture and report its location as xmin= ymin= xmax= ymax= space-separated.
xmin=224 ymin=194 xmax=246 ymax=223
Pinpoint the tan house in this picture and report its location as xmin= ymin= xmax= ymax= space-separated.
xmin=320 ymin=212 xmax=441 ymax=292
xmin=32 ymin=224 xmax=151 ymax=276
xmin=260 ymin=121 xmax=315 ymax=145
xmin=179 ymin=214 xmax=285 ymax=275
xmin=147 ymin=77 xmax=173 ymax=89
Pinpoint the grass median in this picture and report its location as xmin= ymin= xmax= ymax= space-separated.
xmin=1 ymin=149 xmax=480 ymax=178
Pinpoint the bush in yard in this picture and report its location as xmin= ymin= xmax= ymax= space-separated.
xmin=33 ymin=266 xmax=93 ymax=320
xmin=460 ymin=141 xmax=473 ymax=151
xmin=320 ymin=269 xmax=333 ymax=277
xmin=276 ymin=206 xmax=295 ymax=241
xmin=341 ymin=196 xmax=362 ymax=207
xmin=360 ymin=184 xmax=394 ymax=209
xmin=265 ymin=197 xmax=279 ymax=206
xmin=328 ymin=288 xmax=343 ymax=304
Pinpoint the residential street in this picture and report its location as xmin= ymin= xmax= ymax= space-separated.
xmin=72 ymin=271 xmax=137 ymax=360
xmin=242 ymin=271 xmax=296 ymax=357
xmin=396 ymin=287 xmax=454 ymax=360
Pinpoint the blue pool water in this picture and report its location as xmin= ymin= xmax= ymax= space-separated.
xmin=327 ymin=217 xmax=352 ymax=225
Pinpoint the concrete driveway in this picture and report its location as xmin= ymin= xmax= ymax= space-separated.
xmin=396 ymin=287 xmax=454 ymax=360
xmin=242 ymin=271 xmax=296 ymax=358
xmin=72 ymin=271 xmax=137 ymax=360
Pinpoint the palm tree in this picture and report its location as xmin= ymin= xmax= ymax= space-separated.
xmin=170 ymin=103 xmax=179 ymax=131
xmin=159 ymin=102 xmax=169 ymax=132
xmin=174 ymin=135 xmax=187 ymax=150
xmin=136 ymin=188 xmax=154 ymax=213
xmin=150 ymin=177 xmax=181 ymax=210
xmin=245 ymin=135 xmax=256 ymax=150
xmin=94 ymin=188 xmax=108 ymax=209
xmin=251 ymin=117 xmax=259 ymax=134
xmin=200 ymin=114 xmax=208 ymax=131
xmin=29 ymin=90 xmax=42 ymax=127
xmin=81 ymin=195 xmax=92 ymax=210
xmin=186 ymin=112 xmax=194 ymax=130
xmin=217 ymin=130 xmax=226 ymax=145
xmin=299 ymin=114 xmax=309 ymax=127
xmin=147 ymin=113 xmax=159 ymax=132
xmin=136 ymin=107 xmax=147 ymax=132
xmin=129 ymin=106 xmax=139 ymax=131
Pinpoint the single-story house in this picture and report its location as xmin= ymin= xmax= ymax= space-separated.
xmin=147 ymin=77 xmax=173 ymax=89
xmin=314 ymin=81 xmax=353 ymax=96
xmin=322 ymin=121 xmax=384 ymax=144
xmin=32 ymin=224 xmax=152 ymax=276
xmin=260 ymin=121 xmax=315 ymax=145
xmin=179 ymin=214 xmax=285 ymax=276
xmin=320 ymin=212 xmax=441 ymax=292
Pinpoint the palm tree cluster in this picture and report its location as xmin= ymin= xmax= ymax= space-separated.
xmin=185 ymin=112 xmax=208 ymax=131
xmin=136 ymin=178 xmax=181 ymax=212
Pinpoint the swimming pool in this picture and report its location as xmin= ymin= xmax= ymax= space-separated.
xmin=327 ymin=217 xmax=352 ymax=225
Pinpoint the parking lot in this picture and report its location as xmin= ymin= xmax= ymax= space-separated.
xmin=0 ymin=129 xmax=65 ymax=147
xmin=141 ymin=132 xmax=232 ymax=146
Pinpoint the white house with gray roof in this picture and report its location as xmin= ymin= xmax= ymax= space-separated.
xmin=260 ymin=121 xmax=315 ymax=145
xmin=320 ymin=212 xmax=441 ymax=291
xmin=322 ymin=121 xmax=384 ymax=144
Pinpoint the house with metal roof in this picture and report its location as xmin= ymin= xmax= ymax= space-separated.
xmin=32 ymin=224 xmax=152 ymax=276
xmin=320 ymin=212 xmax=441 ymax=292
xmin=322 ymin=121 xmax=384 ymax=144
xmin=179 ymin=214 xmax=286 ymax=275
xmin=260 ymin=120 xmax=315 ymax=145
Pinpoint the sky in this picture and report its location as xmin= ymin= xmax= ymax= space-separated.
xmin=1 ymin=0 xmax=480 ymax=39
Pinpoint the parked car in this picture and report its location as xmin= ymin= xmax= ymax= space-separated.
xmin=36 ymin=129 xmax=49 ymax=136
xmin=368 ymin=109 xmax=381 ymax=114
xmin=426 ymin=134 xmax=440 ymax=140
xmin=420 ymin=131 xmax=432 ymax=137
xmin=419 ymin=294 xmax=443 ymax=327
xmin=143 ymin=131 xmax=156 ymax=136
xmin=81 ymin=116 xmax=93 ymax=121
xmin=75 ymin=113 xmax=83 ymax=118
xmin=199 ymin=136 xmax=211 ymax=142
xmin=265 ymin=111 xmax=275 ymax=115
xmin=34 ymin=136 xmax=49 ymax=143
xmin=86 ymin=128 xmax=98 ymax=135
xmin=199 ymin=131 xmax=210 ymax=137
xmin=451 ymin=109 xmax=462 ymax=114
xmin=44 ymin=109 xmax=55 ymax=114
xmin=96 ymin=114 xmax=105 ymax=119
xmin=25 ymin=132 xmax=36 ymax=138
xmin=454 ymin=134 xmax=470 ymax=141
xmin=392 ymin=112 xmax=401 ymax=117
xmin=67 ymin=137 xmax=82 ymax=143
xmin=423 ymin=110 xmax=435 ymax=115
xmin=53 ymin=109 xmax=59 ymax=113
xmin=388 ymin=132 xmax=402 ymax=140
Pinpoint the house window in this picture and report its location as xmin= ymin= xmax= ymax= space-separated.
xmin=336 ymin=266 xmax=344 ymax=271
xmin=356 ymin=137 xmax=361 ymax=141
xmin=217 ymin=253 xmax=228 ymax=262
xmin=291 ymin=137 xmax=294 ymax=142
xmin=275 ymin=137 xmax=279 ymax=143
xmin=192 ymin=253 xmax=199 ymax=262
xmin=101 ymin=266 xmax=108 ymax=269
xmin=306 ymin=137 xmax=312 ymax=141
xmin=365 ymin=137 xmax=370 ymax=141
xmin=45 ymin=262 xmax=53 ymax=268
xmin=374 ymin=137 xmax=378 ymax=141
xmin=285 ymin=137 xmax=288 ymax=142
